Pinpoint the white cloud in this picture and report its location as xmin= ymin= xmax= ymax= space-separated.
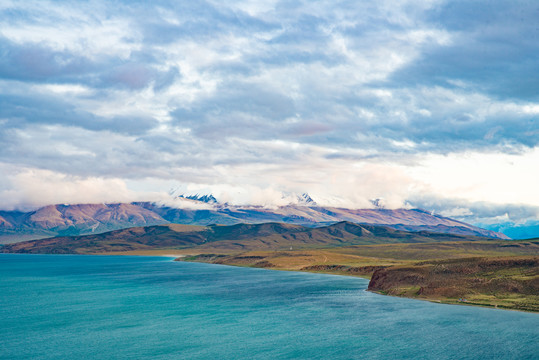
xmin=208 ymin=0 xmax=279 ymax=17
xmin=0 ymin=164 xmax=136 ymax=210
xmin=0 ymin=0 xmax=538 ymax=230
xmin=1 ymin=2 xmax=140 ymax=59
xmin=439 ymin=207 xmax=473 ymax=218
xmin=407 ymin=147 xmax=539 ymax=207
xmin=151 ymin=196 xmax=215 ymax=210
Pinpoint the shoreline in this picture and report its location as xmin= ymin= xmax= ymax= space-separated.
xmin=366 ymin=289 xmax=538 ymax=313
xmin=2 ymin=251 xmax=537 ymax=313
xmin=173 ymin=256 xmax=539 ymax=313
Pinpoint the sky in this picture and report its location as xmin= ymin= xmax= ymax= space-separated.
xmin=0 ymin=0 xmax=538 ymax=236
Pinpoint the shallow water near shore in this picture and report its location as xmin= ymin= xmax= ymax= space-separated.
xmin=1 ymin=254 xmax=537 ymax=360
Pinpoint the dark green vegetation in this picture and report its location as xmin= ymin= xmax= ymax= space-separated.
xmin=1 ymin=221 xmax=492 ymax=254
xmin=2 ymin=221 xmax=537 ymax=312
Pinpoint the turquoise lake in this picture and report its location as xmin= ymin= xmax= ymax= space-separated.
xmin=1 ymin=254 xmax=537 ymax=359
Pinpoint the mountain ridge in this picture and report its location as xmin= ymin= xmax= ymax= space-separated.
xmin=0 ymin=221 xmax=495 ymax=254
xmin=0 ymin=201 xmax=509 ymax=243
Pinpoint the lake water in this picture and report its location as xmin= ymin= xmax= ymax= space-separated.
xmin=1 ymin=254 xmax=537 ymax=359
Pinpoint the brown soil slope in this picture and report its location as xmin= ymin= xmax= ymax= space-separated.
xmin=368 ymin=257 xmax=539 ymax=311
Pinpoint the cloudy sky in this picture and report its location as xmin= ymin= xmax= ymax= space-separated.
xmin=1 ymin=0 xmax=538 ymax=235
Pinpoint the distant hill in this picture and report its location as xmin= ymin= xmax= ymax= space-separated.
xmin=0 ymin=199 xmax=509 ymax=244
xmin=0 ymin=221 xmax=493 ymax=254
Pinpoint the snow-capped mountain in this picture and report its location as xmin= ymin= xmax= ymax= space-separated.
xmin=296 ymin=193 xmax=316 ymax=206
xmin=0 ymin=197 xmax=510 ymax=244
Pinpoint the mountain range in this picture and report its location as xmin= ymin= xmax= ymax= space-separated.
xmin=0 ymin=194 xmax=509 ymax=243
xmin=0 ymin=221 xmax=496 ymax=254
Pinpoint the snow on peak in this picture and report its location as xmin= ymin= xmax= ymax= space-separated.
xmin=295 ymin=193 xmax=317 ymax=206
xmin=178 ymin=193 xmax=218 ymax=204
